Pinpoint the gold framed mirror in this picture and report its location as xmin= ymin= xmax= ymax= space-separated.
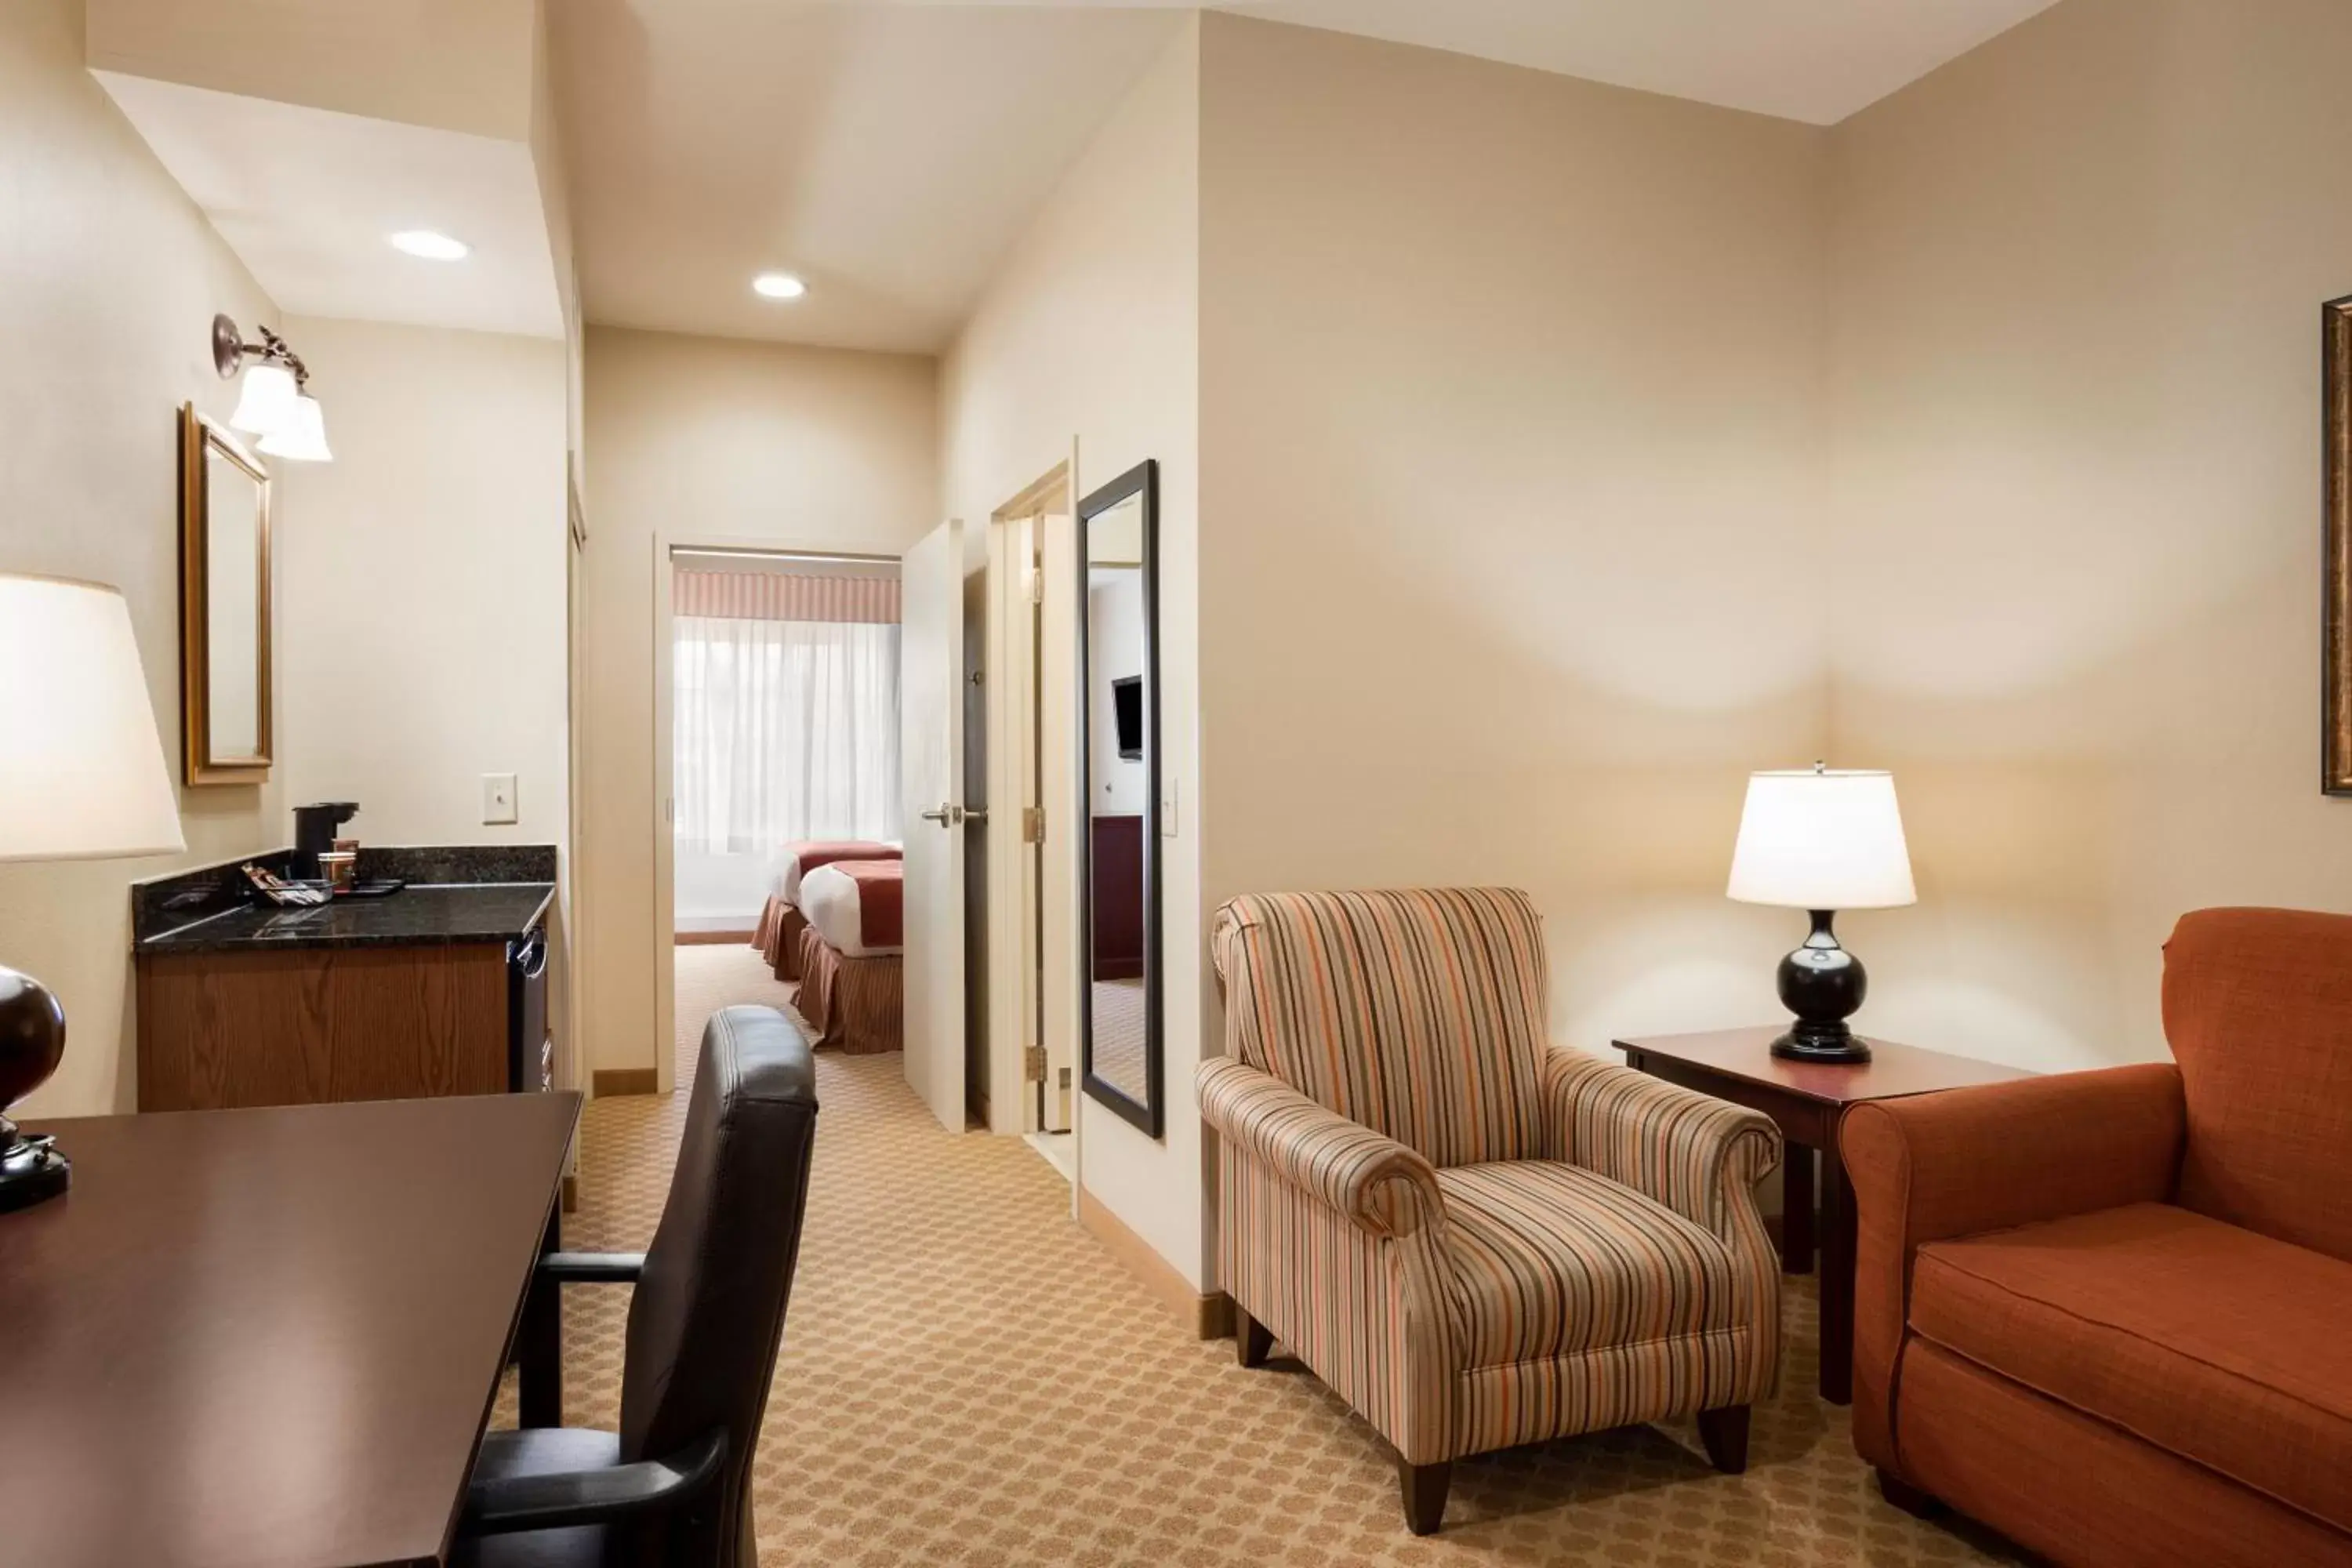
xmin=179 ymin=404 xmax=273 ymax=786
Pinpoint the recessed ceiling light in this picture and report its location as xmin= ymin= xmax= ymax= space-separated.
xmin=753 ymin=272 xmax=807 ymax=300
xmin=389 ymin=230 xmax=470 ymax=261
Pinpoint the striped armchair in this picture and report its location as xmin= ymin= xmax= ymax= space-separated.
xmin=1201 ymin=888 xmax=1783 ymax=1534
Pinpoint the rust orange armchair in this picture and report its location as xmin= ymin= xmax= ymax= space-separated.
xmin=1842 ymin=908 xmax=2352 ymax=1568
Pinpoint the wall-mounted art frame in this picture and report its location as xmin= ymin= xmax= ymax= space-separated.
xmin=179 ymin=404 xmax=274 ymax=786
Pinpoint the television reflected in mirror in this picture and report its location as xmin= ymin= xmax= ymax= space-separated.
xmin=1078 ymin=459 xmax=1161 ymax=1138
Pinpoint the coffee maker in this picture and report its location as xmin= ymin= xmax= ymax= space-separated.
xmin=292 ymin=801 xmax=358 ymax=879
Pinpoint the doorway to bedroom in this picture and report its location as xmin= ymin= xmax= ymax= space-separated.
xmin=660 ymin=545 xmax=903 ymax=1066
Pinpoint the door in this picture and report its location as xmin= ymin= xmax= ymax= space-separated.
xmin=984 ymin=515 xmax=1047 ymax=1134
xmin=901 ymin=519 xmax=967 ymax=1132
xmin=1037 ymin=511 xmax=1082 ymax=1136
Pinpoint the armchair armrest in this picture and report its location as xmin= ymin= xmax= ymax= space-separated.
xmin=1541 ymin=1051 xmax=1780 ymax=1240
xmin=539 ymin=1252 xmax=645 ymax=1284
xmin=462 ymin=1428 xmax=726 ymax=1537
xmin=1198 ymin=1058 xmax=1443 ymax=1239
xmin=1841 ymin=1062 xmax=2184 ymax=1472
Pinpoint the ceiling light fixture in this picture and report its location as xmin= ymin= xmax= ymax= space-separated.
xmin=212 ymin=314 xmax=332 ymax=463
xmin=752 ymin=272 xmax=807 ymax=300
xmin=389 ymin=230 xmax=470 ymax=261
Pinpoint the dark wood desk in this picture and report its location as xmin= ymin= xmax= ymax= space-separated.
xmin=2 ymin=1092 xmax=579 ymax=1568
xmin=1614 ymin=1028 xmax=2025 ymax=1406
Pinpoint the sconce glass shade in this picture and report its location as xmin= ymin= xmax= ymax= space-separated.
xmin=227 ymin=361 xmax=299 ymax=437
xmin=1727 ymin=768 xmax=1917 ymax=911
xmin=257 ymin=393 xmax=332 ymax=463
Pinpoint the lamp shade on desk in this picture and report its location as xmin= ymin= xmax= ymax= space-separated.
xmin=0 ymin=572 xmax=186 ymax=1209
xmin=0 ymin=574 xmax=185 ymax=862
xmin=1728 ymin=766 xmax=1914 ymax=1062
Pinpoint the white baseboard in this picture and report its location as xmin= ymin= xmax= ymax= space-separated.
xmin=674 ymin=913 xmax=757 ymax=935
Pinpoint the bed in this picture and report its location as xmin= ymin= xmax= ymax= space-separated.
xmin=753 ymin=840 xmax=900 ymax=980
xmin=793 ymin=858 xmax=905 ymax=1054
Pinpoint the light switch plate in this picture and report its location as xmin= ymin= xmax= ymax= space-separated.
xmin=1159 ymin=776 xmax=1179 ymax=838
xmin=482 ymin=772 xmax=518 ymax=826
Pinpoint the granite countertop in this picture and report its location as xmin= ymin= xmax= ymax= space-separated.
xmin=133 ymin=844 xmax=558 ymax=955
xmin=137 ymin=884 xmax=555 ymax=953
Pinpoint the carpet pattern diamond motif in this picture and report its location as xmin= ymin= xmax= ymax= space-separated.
xmin=496 ymin=945 xmax=2018 ymax=1566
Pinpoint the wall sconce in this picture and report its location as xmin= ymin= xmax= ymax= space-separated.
xmin=211 ymin=314 xmax=332 ymax=463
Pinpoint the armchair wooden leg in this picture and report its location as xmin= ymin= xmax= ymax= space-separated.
xmin=1695 ymin=1405 xmax=1751 ymax=1474
xmin=1875 ymin=1468 xmax=1943 ymax=1519
xmin=1397 ymin=1457 xmax=1451 ymax=1536
xmin=1235 ymin=1307 xmax=1273 ymax=1369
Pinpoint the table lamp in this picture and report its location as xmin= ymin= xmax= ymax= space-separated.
xmin=1727 ymin=762 xmax=1915 ymax=1063
xmin=0 ymin=573 xmax=187 ymax=1210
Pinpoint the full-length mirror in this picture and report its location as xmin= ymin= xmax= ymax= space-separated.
xmin=179 ymin=405 xmax=272 ymax=785
xmin=1078 ymin=459 xmax=1162 ymax=1138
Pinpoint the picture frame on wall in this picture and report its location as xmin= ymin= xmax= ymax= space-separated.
xmin=2328 ymin=295 xmax=2352 ymax=794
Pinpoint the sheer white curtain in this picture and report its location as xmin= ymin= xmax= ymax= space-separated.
xmin=673 ymin=616 xmax=901 ymax=852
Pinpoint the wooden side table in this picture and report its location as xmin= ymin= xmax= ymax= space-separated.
xmin=1613 ymin=1027 xmax=2027 ymax=1405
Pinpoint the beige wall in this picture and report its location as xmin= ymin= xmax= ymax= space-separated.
xmin=1825 ymin=0 xmax=2352 ymax=1069
xmin=940 ymin=18 xmax=1204 ymax=1286
xmin=1199 ymin=17 xmax=1830 ymax=1058
xmin=579 ymin=326 xmax=937 ymax=1076
xmin=275 ymin=318 xmax=568 ymax=845
xmin=1 ymin=0 xmax=282 ymax=1115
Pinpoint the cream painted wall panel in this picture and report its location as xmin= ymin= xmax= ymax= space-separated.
xmin=1825 ymin=0 xmax=2352 ymax=1069
xmin=0 ymin=0 xmax=282 ymax=1115
xmin=274 ymin=318 xmax=568 ymax=846
xmin=939 ymin=19 xmax=1204 ymax=1287
xmin=579 ymin=327 xmax=937 ymax=1076
xmin=1198 ymin=15 xmax=1831 ymax=1091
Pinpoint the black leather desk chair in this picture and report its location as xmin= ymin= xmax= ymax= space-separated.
xmin=456 ymin=1006 xmax=818 ymax=1568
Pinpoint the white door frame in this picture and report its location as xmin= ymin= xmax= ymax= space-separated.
xmin=651 ymin=532 xmax=902 ymax=1094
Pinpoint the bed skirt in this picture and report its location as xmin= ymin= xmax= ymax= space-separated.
xmin=796 ymin=926 xmax=903 ymax=1055
xmin=753 ymin=896 xmax=810 ymax=981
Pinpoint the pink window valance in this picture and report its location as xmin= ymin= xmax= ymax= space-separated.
xmin=673 ymin=568 xmax=900 ymax=624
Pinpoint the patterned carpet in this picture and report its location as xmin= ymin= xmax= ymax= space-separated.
xmin=501 ymin=944 xmax=2019 ymax=1566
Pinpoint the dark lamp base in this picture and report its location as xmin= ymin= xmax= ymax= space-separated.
xmin=1771 ymin=910 xmax=1875 ymax=1065
xmin=1769 ymin=1023 xmax=1873 ymax=1064
xmin=0 ymin=1130 xmax=70 ymax=1211
xmin=0 ymin=964 xmax=71 ymax=1214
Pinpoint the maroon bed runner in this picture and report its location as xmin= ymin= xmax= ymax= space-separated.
xmin=835 ymin=858 xmax=904 ymax=949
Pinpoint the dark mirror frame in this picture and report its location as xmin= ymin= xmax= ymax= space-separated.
xmin=2326 ymin=293 xmax=2352 ymax=795
xmin=1077 ymin=459 xmax=1163 ymax=1139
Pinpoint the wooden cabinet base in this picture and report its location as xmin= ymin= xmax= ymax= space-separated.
xmin=138 ymin=944 xmax=510 ymax=1111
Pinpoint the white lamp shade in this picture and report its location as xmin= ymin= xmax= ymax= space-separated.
xmin=1727 ymin=768 xmax=1916 ymax=912
xmin=257 ymin=392 xmax=331 ymax=463
xmin=227 ymin=361 xmax=299 ymax=437
xmin=0 ymin=575 xmax=185 ymax=863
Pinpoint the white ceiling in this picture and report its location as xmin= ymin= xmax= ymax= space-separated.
xmin=96 ymin=73 xmax=564 ymax=340
xmin=548 ymin=2 xmax=1185 ymax=355
xmin=1227 ymin=0 xmax=2061 ymax=126
xmin=548 ymin=0 xmax=2056 ymax=356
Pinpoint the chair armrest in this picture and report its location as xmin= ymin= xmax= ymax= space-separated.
xmin=1840 ymin=1063 xmax=2185 ymax=1247
xmin=539 ymin=1252 xmax=645 ymax=1283
xmin=1197 ymin=1058 xmax=1443 ymax=1239
xmin=1841 ymin=1062 xmax=2183 ymax=1472
xmin=1542 ymin=1051 xmax=1780 ymax=1240
xmin=461 ymin=1428 xmax=726 ymax=1537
